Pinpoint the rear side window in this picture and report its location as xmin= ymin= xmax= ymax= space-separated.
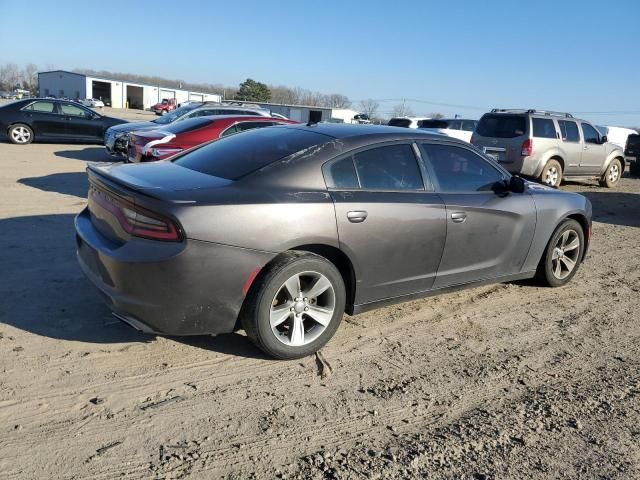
xmin=461 ymin=120 xmax=477 ymax=132
xmin=419 ymin=119 xmax=452 ymax=129
xmin=324 ymin=157 xmax=359 ymax=189
xmin=476 ymin=114 xmax=526 ymax=138
xmin=532 ymin=118 xmax=557 ymax=139
xmin=422 ymin=144 xmax=504 ymax=192
xmin=558 ymin=120 xmax=580 ymax=142
xmin=174 ymin=127 xmax=326 ymax=180
xmin=23 ymin=101 xmax=56 ymax=113
xmin=353 ymin=144 xmax=423 ymax=190
xmin=581 ymin=123 xmax=600 ymax=144
xmin=388 ymin=118 xmax=412 ymax=128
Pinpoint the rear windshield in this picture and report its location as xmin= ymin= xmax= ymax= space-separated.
xmin=419 ymin=119 xmax=451 ymax=129
xmin=173 ymin=127 xmax=328 ymax=180
xmin=388 ymin=118 xmax=412 ymax=128
xmin=164 ymin=117 xmax=214 ymax=134
xmin=476 ymin=114 xmax=527 ymax=138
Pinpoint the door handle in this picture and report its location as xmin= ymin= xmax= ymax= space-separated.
xmin=347 ymin=210 xmax=368 ymax=223
xmin=451 ymin=212 xmax=467 ymax=223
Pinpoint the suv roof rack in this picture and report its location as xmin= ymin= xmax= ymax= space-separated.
xmin=491 ymin=108 xmax=573 ymax=118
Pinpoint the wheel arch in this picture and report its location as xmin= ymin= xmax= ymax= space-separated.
xmin=601 ymin=155 xmax=625 ymax=177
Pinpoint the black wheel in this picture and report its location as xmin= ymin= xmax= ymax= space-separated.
xmin=539 ymin=159 xmax=563 ymax=188
xmin=8 ymin=124 xmax=33 ymax=145
xmin=241 ymin=251 xmax=346 ymax=360
xmin=630 ymin=161 xmax=640 ymax=177
xmin=536 ymin=219 xmax=585 ymax=287
xmin=599 ymin=158 xmax=622 ymax=188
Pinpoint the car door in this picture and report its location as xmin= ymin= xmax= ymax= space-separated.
xmin=59 ymin=102 xmax=102 ymax=140
xmin=557 ymin=120 xmax=582 ymax=175
xmin=580 ymin=122 xmax=607 ymax=174
xmin=325 ymin=142 xmax=447 ymax=304
xmin=419 ymin=142 xmax=537 ymax=289
xmin=21 ymin=100 xmax=66 ymax=138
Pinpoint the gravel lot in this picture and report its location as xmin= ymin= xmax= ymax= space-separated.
xmin=0 ymin=137 xmax=639 ymax=479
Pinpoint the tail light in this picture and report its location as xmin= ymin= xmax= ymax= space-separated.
xmin=521 ymin=138 xmax=533 ymax=156
xmin=90 ymin=186 xmax=182 ymax=241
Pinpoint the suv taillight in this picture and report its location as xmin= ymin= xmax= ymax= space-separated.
xmin=90 ymin=187 xmax=182 ymax=242
xmin=521 ymin=138 xmax=533 ymax=156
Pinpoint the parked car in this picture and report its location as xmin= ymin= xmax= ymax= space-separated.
xmin=471 ymin=109 xmax=625 ymax=188
xmin=79 ymin=98 xmax=105 ymax=108
xmin=418 ymin=118 xmax=477 ymax=143
xmin=625 ymin=133 xmax=640 ymax=177
xmin=76 ymin=124 xmax=592 ymax=359
xmin=596 ymin=125 xmax=637 ymax=151
xmin=388 ymin=117 xmax=430 ymax=128
xmin=152 ymin=98 xmax=177 ymax=115
xmin=127 ymin=115 xmax=296 ymax=162
xmin=0 ymin=98 xmax=126 ymax=145
xmin=105 ymin=103 xmax=274 ymax=156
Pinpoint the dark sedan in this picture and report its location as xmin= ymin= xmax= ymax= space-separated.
xmin=75 ymin=124 xmax=592 ymax=359
xmin=0 ymin=98 xmax=126 ymax=144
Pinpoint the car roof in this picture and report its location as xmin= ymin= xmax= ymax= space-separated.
xmin=277 ymin=122 xmax=457 ymax=142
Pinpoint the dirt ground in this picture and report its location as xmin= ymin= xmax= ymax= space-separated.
xmin=0 ymin=139 xmax=639 ymax=480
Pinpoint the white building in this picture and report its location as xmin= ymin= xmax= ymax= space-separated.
xmin=37 ymin=70 xmax=221 ymax=110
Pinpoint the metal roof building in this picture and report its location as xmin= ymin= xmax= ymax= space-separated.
xmin=37 ymin=70 xmax=221 ymax=110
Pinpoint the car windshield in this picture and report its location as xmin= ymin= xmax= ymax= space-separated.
xmin=173 ymin=127 xmax=327 ymax=180
xmin=476 ymin=114 xmax=526 ymax=138
xmin=153 ymin=104 xmax=200 ymax=124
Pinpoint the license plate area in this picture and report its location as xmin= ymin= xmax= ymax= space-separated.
xmin=483 ymin=147 xmax=506 ymax=162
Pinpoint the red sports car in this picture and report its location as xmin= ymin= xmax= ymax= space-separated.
xmin=127 ymin=115 xmax=297 ymax=162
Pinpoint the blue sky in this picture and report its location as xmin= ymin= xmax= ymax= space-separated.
xmin=1 ymin=0 xmax=639 ymax=125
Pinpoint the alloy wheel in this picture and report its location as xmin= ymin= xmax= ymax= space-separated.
xmin=269 ymin=271 xmax=336 ymax=347
xmin=551 ymin=229 xmax=580 ymax=280
xmin=607 ymin=163 xmax=620 ymax=183
xmin=11 ymin=126 xmax=31 ymax=144
xmin=544 ymin=166 xmax=559 ymax=186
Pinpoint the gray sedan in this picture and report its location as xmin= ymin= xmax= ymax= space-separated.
xmin=75 ymin=124 xmax=592 ymax=359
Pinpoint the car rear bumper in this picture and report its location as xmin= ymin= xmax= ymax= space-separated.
xmin=75 ymin=207 xmax=275 ymax=336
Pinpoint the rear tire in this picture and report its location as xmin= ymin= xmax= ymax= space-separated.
xmin=536 ymin=219 xmax=585 ymax=287
xmin=539 ymin=159 xmax=563 ymax=188
xmin=8 ymin=124 xmax=33 ymax=145
xmin=241 ymin=251 xmax=346 ymax=360
xmin=161 ymin=109 xmax=167 ymax=116
xmin=599 ymin=158 xmax=622 ymax=188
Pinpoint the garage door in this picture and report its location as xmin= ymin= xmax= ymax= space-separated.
xmin=159 ymin=89 xmax=175 ymax=100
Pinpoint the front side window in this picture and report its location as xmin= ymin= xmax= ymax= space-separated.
xmin=581 ymin=123 xmax=600 ymax=144
xmin=353 ymin=144 xmax=424 ymax=190
xmin=422 ymin=144 xmax=504 ymax=192
xmin=532 ymin=118 xmax=557 ymax=139
xmin=23 ymin=101 xmax=55 ymax=113
xmin=60 ymin=103 xmax=92 ymax=117
xmin=558 ymin=120 xmax=580 ymax=142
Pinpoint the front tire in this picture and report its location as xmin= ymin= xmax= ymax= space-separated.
xmin=540 ymin=159 xmax=563 ymax=188
xmin=241 ymin=251 xmax=346 ymax=360
xmin=599 ymin=158 xmax=622 ymax=188
xmin=536 ymin=219 xmax=585 ymax=287
xmin=8 ymin=124 xmax=33 ymax=145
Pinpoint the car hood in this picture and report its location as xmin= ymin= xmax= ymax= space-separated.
xmin=103 ymin=116 xmax=128 ymax=127
xmin=106 ymin=120 xmax=160 ymax=133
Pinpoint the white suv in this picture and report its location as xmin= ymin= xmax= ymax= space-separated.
xmin=418 ymin=118 xmax=477 ymax=143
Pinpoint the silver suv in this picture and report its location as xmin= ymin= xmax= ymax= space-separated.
xmin=471 ymin=109 xmax=625 ymax=188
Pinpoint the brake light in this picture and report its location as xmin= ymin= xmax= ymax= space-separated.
xmin=90 ymin=187 xmax=182 ymax=241
xmin=521 ymin=138 xmax=533 ymax=156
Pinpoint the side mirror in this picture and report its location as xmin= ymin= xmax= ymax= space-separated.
xmin=509 ymin=175 xmax=526 ymax=193
xmin=600 ymin=135 xmax=608 ymax=144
